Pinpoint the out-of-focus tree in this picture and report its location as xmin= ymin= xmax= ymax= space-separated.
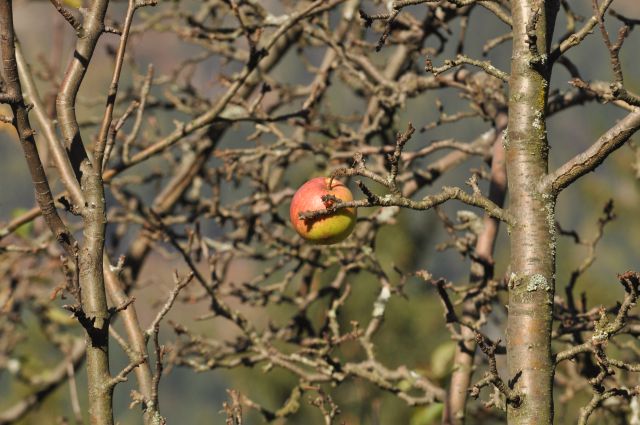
xmin=0 ymin=1 xmax=639 ymax=424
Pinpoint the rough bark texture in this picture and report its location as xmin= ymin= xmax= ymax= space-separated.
xmin=506 ymin=1 xmax=558 ymax=424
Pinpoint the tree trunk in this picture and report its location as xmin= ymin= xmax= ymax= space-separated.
xmin=80 ymin=163 xmax=113 ymax=425
xmin=506 ymin=1 xmax=559 ymax=424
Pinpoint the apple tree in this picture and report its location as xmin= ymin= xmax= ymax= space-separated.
xmin=0 ymin=0 xmax=640 ymax=424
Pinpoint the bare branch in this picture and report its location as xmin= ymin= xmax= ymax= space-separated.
xmin=541 ymin=109 xmax=640 ymax=194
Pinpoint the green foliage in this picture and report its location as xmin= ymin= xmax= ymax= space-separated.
xmin=411 ymin=403 xmax=444 ymax=425
xmin=10 ymin=208 xmax=32 ymax=238
xmin=430 ymin=341 xmax=456 ymax=380
xmin=62 ymin=0 xmax=81 ymax=8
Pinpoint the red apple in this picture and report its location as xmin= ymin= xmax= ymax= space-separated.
xmin=289 ymin=177 xmax=357 ymax=245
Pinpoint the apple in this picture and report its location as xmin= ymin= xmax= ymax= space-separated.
xmin=289 ymin=177 xmax=357 ymax=245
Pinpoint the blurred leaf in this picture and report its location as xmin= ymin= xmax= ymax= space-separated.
xmin=62 ymin=0 xmax=82 ymax=8
xmin=398 ymin=378 xmax=412 ymax=392
xmin=45 ymin=307 xmax=77 ymax=326
xmin=11 ymin=208 xmax=33 ymax=238
xmin=430 ymin=340 xmax=456 ymax=379
xmin=410 ymin=403 xmax=444 ymax=425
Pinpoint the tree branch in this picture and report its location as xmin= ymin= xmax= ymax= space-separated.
xmin=56 ymin=0 xmax=110 ymax=178
xmin=14 ymin=38 xmax=85 ymax=209
xmin=541 ymin=108 xmax=640 ymax=194
xmin=299 ymin=184 xmax=511 ymax=224
xmin=0 ymin=0 xmax=77 ymax=259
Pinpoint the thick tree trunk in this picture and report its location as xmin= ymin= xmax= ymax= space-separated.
xmin=506 ymin=1 xmax=559 ymax=424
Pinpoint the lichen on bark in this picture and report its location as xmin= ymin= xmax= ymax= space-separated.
xmin=505 ymin=0 xmax=560 ymax=424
